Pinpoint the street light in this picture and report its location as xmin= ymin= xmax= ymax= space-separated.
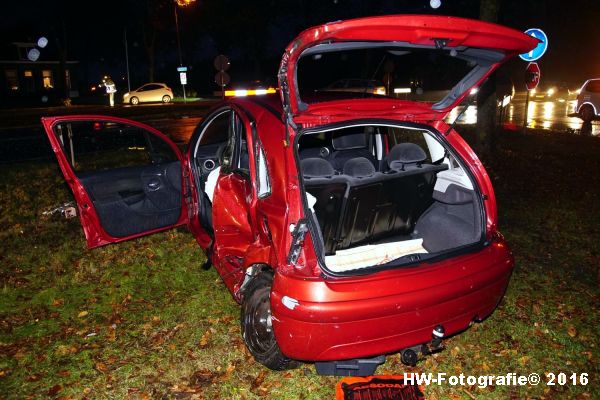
xmin=174 ymin=0 xmax=195 ymax=102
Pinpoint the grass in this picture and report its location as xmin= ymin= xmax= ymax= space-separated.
xmin=0 ymin=128 xmax=599 ymax=399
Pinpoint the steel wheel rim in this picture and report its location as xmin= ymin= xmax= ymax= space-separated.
xmin=245 ymin=287 xmax=275 ymax=355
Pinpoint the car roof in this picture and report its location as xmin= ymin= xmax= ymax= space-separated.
xmin=231 ymin=94 xmax=283 ymax=119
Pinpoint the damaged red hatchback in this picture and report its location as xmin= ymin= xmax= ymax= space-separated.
xmin=43 ymin=16 xmax=537 ymax=375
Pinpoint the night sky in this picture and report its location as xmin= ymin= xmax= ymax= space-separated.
xmin=1 ymin=0 xmax=599 ymax=94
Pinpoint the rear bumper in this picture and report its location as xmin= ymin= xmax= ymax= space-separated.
xmin=271 ymin=237 xmax=513 ymax=361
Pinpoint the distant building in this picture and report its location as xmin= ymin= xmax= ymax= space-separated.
xmin=0 ymin=41 xmax=79 ymax=106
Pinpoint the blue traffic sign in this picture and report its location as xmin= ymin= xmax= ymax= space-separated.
xmin=177 ymin=66 xmax=188 ymax=72
xmin=519 ymin=28 xmax=548 ymax=62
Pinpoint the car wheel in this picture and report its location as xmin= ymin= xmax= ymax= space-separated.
xmin=241 ymin=271 xmax=300 ymax=370
xmin=130 ymin=96 xmax=139 ymax=105
xmin=580 ymin=105 xmax=594 ymax=122
xmin=162 ymin=95 xmax=171 ymax=103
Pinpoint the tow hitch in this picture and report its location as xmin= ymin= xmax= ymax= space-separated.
xmin=401 ymin=325 xmax=446 ymax=366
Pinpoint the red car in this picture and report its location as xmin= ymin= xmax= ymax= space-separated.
xmin=42 ymin=16 xmax=537 ymax=375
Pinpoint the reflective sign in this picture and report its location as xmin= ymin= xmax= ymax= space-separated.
xmin=519 ymin=28 xmax=548 ymax=62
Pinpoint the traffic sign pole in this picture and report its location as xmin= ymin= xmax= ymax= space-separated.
xmin=177 ymin=66 xmax=188 ymax=103
xmin=214 ymin=55 xmax=230 ymax=99
xmin=523 ymin=89 xmax=530 ymax=132
xmin=523 ymin=62 xmax=541 ymax=132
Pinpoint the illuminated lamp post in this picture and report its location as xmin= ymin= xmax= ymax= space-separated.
xmin=174 ymin=0 xmax=195 ymax=103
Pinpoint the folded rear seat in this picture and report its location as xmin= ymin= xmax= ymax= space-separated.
xmin=301 ymin=144 xmax=449 ymax=257
xmin=301 ymin=158 xmax=348 ymax=254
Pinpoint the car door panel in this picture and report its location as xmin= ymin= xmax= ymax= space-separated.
xmin=77 ymin=161 xmax=182 ymax=238
xmin=41 ymin=116 xmax=194 ymax=248
xmin=212 ymin=172 xmax=254 ymax=290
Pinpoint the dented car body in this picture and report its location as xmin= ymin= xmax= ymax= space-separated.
xmin=43 ymin=16 xmax=537 ymax=374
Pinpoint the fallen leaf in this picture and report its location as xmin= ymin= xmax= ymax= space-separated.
xmin=450 ymin=346 xmax=460 ymax=357
xmin=55 ymin=345 xmax=71 ymax=356
xmin=26 ymin=374 xmax=42 ymax=382
xmin=519 ymin=356 xmax=530 ymax=366
xmin=52 ymin=298 xmax=64 ymax=307
xmin=47 ymin=384 xmax=62 ymax=396
xmin=199 ymin=331 xmax=211 ymax=348
xmin=226 ymin=363 xmax=235 ymax=374
xmin=251 ymin=370 xmax=267 ymax=391
xmin=95 ymin=362 xmax=107 ymax=373
xmin=78 ymin=311 xmax=88 ymax=318
xmin=189 ymin=369 xmax=216 ymax=386
xmin=567 ymin=326 xmax=577 ymax=338
xmin=107 ymin=331 xmax=117 ymax=343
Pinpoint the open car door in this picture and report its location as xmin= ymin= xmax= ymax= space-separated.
xmin=42 ymin=115 xmax=191 ymax=248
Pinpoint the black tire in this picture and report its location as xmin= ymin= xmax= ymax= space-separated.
xmin=241 ymin=272 xmax=300 ymax=370
xmin=580 ymin=105 xmax=594 ymax=122
xmin=162 ymin=95 xmax=171 ymax=103
xmin=130 ymin=96 xmax=139 ymax=105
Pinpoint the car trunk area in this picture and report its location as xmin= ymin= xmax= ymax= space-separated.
xmin=297 ymin=122 xmax=484 ymax=273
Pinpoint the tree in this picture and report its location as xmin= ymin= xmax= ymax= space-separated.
xmin=125 ymin=0 xmax=171 ymax=83
xmin=476 ymin=0 xmax=500 ymax=155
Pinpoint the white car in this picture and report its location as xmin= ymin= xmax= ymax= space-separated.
xmin=123 ymin=83 xmax=173 ymax=105
xmin=576 ymin=79 xmax=600 ymax=122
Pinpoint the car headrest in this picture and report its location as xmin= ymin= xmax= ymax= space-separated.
xmin=343 ymin=157 xmax=376 ymax=178
xmin=332 ymin=132 xmax=367 ymax=150
xmin=301 ymin=158 xmax=335 ymax=178
xmin=386 ymin=143 xmax=427 ymax=168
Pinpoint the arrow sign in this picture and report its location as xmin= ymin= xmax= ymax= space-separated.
xmin=519 ymin=28 xmax=548 ymax=62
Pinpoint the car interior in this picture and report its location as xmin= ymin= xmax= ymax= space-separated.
xmin=190 ymin=109 xmax=250 ymax=235
xmin=297 ymin=124 xmax=484 ymax=273
xmin=54 ymin=121 xmax=183 ymax=238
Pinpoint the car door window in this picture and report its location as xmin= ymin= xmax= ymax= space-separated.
xmin=55 ymin=121 xmax=177 ymax=173
xmin=53 ymin=120 xmax=182 ymax=238
xmin=586 ymin=81 xmax=600 ymax=93
xmin=220 ymin=111 xmax=249 ymax=175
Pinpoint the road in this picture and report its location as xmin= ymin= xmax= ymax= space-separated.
xmin=0 ymin=103 xmax=212 ymax=163
xmin=447 ymin=91 xmax=600 ymax=135
xmin=1 ymin=93 xmax=598 ymax=164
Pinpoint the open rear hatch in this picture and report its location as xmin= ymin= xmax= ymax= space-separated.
xmin=283 ymin=16 xmax=537 ymax=274
xmin=278 ymin=15 xmax=538 ymax=124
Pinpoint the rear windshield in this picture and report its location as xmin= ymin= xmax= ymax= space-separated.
xmin=296 ymin=45 xmax=494 ymax=107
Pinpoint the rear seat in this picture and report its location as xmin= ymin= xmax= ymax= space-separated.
xmin=330 ymin=130 xmax=377 ymax=172
xmin=302 ymin=144 xmax=449 ymax=255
